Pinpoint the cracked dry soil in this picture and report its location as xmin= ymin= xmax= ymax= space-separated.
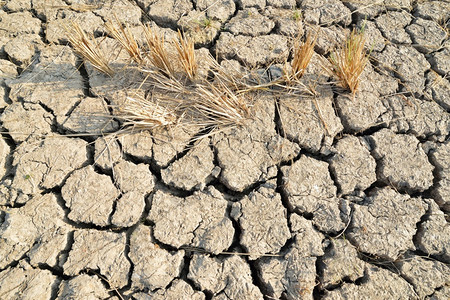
xmin=0 ymin=0 xmax=449 ymax=299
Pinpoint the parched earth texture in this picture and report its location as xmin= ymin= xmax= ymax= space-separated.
xmin=0 ymin=0 xmax=449 ymax=299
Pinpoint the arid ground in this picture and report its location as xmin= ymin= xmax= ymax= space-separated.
xmin=0 ymin=0 xmax=449 ymax=299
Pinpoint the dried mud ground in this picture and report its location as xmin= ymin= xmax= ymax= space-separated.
xmin=0 ymin=0 xmax=450 ymax=299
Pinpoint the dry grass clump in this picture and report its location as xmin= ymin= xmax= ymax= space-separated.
xmin=288 ymin=32 xmax=317 ymax=81
xmin=105 ymin=18 xmax=143 ymax=65
xmin=67 ymin=19 xmax=253 ymax=135
xmin=174 ymin=30 xmax=198 ymax=82
xmin=326 ymin=27 xmax=369 ymax=96
xmin=66 ymin=22 xmax=114 ymax=76
xmin=142 ymin=24 xmax=176 ymax=78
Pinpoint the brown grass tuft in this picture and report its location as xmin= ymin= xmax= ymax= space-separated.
xmin=289 ymin=32 xmax=317 ymax=81
xmin=174 ymin=30 xmax=198 ymax=82
xmin=105 ymin=17 xmax=143 ymax=65
xmin=66 ymin=22 xmax=114 ymax=76
xmin=327 ymin=27 xmax=369 ymax=96
xmin=142 ymin=24 xmax=176 ymax=78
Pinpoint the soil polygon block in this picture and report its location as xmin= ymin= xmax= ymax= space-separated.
xmin=329 ymin=136 xmax=377 ymax=195
xmin=196 ymin=0 xmax=236 ymax=22
xmin=265 ymin=7 xmax=303 ymax=36
xmin=3 ymin=0 xmax=32 ymax=11
xmin=433 ymin=175 xmax=450 ymax=212
xmin=188 ymin=254 xmax=264 ymax=299
xmin=178 ymin=11 xmax=220 ymax=46
xmin=414 ymin=1 xmax=450 ymax=21
xmin=32 ymin=0 xmax=67 ymax=20
xmin=149 ymin=0 xmax=193 ymax=27
xmin=416 ymin=199 xmax=450 ymax=262
xmin=431 ymin=142 xmax=450 ymax=211
xmin=94 ymin=0 xmax=142 ymax=25
xmin=425 ymin=71 xmax=450 ymax=111
xmin=320 ymin=238 xmax=367 ymax=288
xmin=61 ymin=97 xmax=118 ymax=134
xmin=148 ymin=187 xmax=233 ymax=254
xmin=7 ymin=45 xmax=84 ymax=115
xmin=94 ymin=136 xmax=122 ymax=170
xmin=4 ymin=34 xmax=40 ymax=66
xmin=152 ymin=126 xmax=198 ymax=168
xmin=374 ymin=44 xmax=430 ymax=92
xmin=0 ymin=86 xmax=7 ymax=109
xmin=300 ymin=0 xmax=352 ymax=26
xmin=313 ymin=26 xmax=350 ymax=55
xmin=375 ymin=11 xmax=412 ymax=44
xmin=214 ymin=98 xmax=300 ymax=192
xmin=236 ymin=0 xmax=265 ymax=9
xmin=231 ymin=182 xmax=290 ymax=259
xmin=215 ymin=32 xmax=288 ymax=67
xmin=0 ymin=11 xmax=41 ymax=35
xmin=334 ymin=64 xmax=397 ymax=132
xmin=358 ymin=64 xmax=399 ymax=97
xmin=195 ymin=48 xmax=216 ymax=80
xmin=113 ymin=160 xmax=155 ymax=195
xmin=62 ymin=165 xmax=119 ymax=226
xmin=369 ymin=128 xmax=434 ymax=192
xmin=0 ymin=206 xmax=38 ymax=270
xmin=406 ymin=19 xmax=447 ymax=53
xmin=323 ymin=266 xmax=416 ymax=299
xmin=348 ymin=187 xmax=426 ymax=260
xmin=142 ymin=279 xmax=205 ymax=300
xmin=339 ymin=65 xmax=399 ymax=130
xmin=46 ymin=11 xmax=104 ymax=44
xmin=0 ymin=137 xmax=9 ymax=180
xmin=23 ymin=194 xmax=72 ymax=268
xmin=430 ymin=47 xmax=450 ymax=76
xmin=161 ymin=139 xmax=215 ymax=191
xmin=382 ymin=96 xmax=450 ymax=142
xmin=0 ymin=59 xmax=17 ymax=80
xmin=119 ymin=131 xmax=153 ymax=162
xmin=337 ymin=91 xmax=385 ymax=132
xmin=258 ymin=246 xmax=318 ymax=300
xmin=280 ymin=85 xmax=343 ymax=152
xmin=0 ymin=102 xmax=53 ymax=143
xmin=56 ymin=274 xmax=110 ymax=300
xmin=397 ymin=255 xmax=450 ymax=299
xmin=0 ymin=261 xmax=56 ymax=300
xmin=281 ymin=156 xmax=346 ymax=233
xmin=111 ymin=191 xmax=146 ymax=227
xmin=63 ymin=229 xmax=131 ymax=289
xmin=344 ymin=1 xmax=384 ymax=20
xmin=226 ymin=8 xmax=275 ymax=36
xmin=428 ymin=285 xmax=450 ymax=300
xmin=129 ymin=225 xmax=184 ymax=291
xmin=290 ymin=214 xmax=325 ymax=257
xmin=267 ymin=0 xmax=296 ymax=8
xmin=357 ymin=20 xmax=386 ymax=52
xmin=11 ymin=137 xmax=87 ymax=197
